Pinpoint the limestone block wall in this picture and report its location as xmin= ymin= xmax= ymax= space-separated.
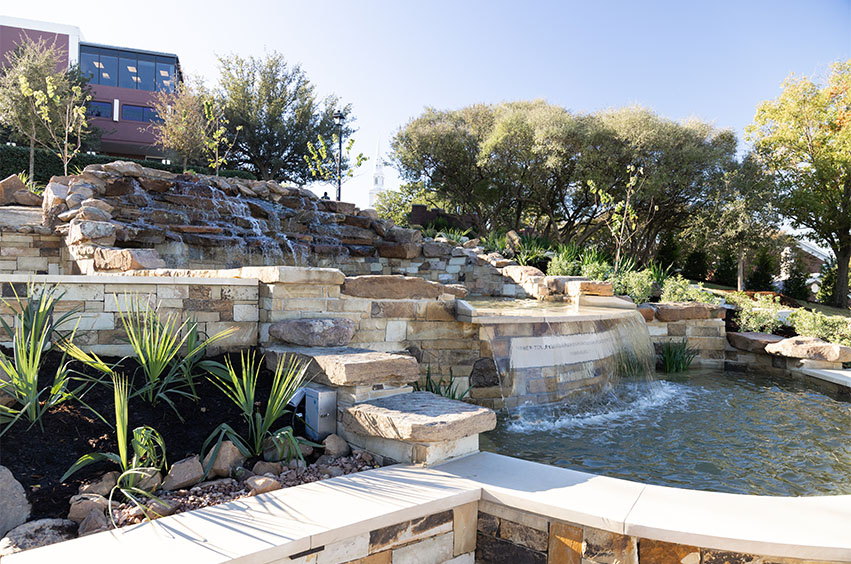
xmin=0 ymin=275 xmax=258 ymax=356
xmin=641 ymin=304 xmax=727 ymax=368
xmin=0 ymin=231 xmax=65 ymax=275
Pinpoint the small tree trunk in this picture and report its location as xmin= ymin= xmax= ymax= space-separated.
xmin=834 ymin=249 xmax=850 ymax=308
xmin=737 ymin=251 xmax=745 ymax=291
xmin=28 ymin=135 xmax=35 ymax=181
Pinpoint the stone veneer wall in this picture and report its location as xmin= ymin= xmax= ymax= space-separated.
xmin=0 ymin=232 xmax=65 ymax=275
xmin=0 ymin=276 xmax=258 ymax=355
xmin=641 ymin=304 xmax=727 ymax=369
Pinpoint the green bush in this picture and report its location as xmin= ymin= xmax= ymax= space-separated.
xmin=783 ymin=252 xmax=811 ymax=301
xmin=712 ymin=250 xmax=738 ymax=287
xmin=581 ymin=261 xmax=612 ymax=281
xmin=816 ymin=259 xmax=837 ymax=305
xmin=726 ymin=292 xmax=784 ymax=333
xmin=660 ymin=275 xmax=720 ymax=304
xmin=681 ymin=250 xmax=708 ymax=281
xmin=788 ymin=309 xmax=851 ymax=347
xmin=746 ymin=248 xmax=777 ymax=291
xmin=612 ymin=269 xmax=654 ymax=304
xmin=547 ymin=244 xmax=582 ymax=276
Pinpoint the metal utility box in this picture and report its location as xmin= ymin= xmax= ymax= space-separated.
xmin=303 ymin=384 xmax=337 ymax=441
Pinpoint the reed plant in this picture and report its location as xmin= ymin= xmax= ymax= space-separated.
xmin=414 ymin=366 xmax=471 ymax=400
xmin=660 ymin=338 xmax=699 ymax=373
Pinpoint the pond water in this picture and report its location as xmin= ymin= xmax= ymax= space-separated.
xmin=480 ymin=369 xmax=851 ymax=496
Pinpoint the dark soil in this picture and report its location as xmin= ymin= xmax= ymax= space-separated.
xmin=0 ymin=349 xmax=299 ymax=520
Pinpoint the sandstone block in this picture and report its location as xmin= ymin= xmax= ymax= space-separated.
xmin=342 ymin=391 xmax=496 ymax=442
xmin=343 ymin=275 xmax=447 ymax=299
xmin=653 ymin=302 xmax=725 ymax=322
xmin=269 ymin=346 xmax=419 ymax=386
xmin=566 ymin=279 xmax=613 ymax=296
xmin=102 ymin=160 xmax=144 ymax=176
xmin=423 ymin=240 xmax=454 ymax=257
xmin=13 ymin=190 xmax=42 ymax=206
xmin=637 ymin=303 xmax=655 ymax=321
xmin=81 ymin=198 xmax=114 ymax=213
xmin=42 ymin=182 xmax=68 ymax=212
xmin=386 ymin=226 xmax=423 ymax=244
xmin=93 ymin=248 xmax=166 ymax=271
xmin=376 ymin=241 xmax=422 ymax=259
xmin=726 ymin=331 xmax=784 ymax=353
xmin=67 ymin=220 xmax=116 ymax=246
xmin=76 ymin=205 xmax=112 ymax=221
xmin=0 ymin=175 xmax=27 ymax=205
xmin=268 ymin=318 xmax=356 ymax=347
xmin=765 ymin=336 xmax=851 ymax=362
xmin=501 ymin=265 xmax=545 ymax=284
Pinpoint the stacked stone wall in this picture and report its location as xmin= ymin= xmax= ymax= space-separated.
xmin=0 ymin=232 xmax=64 ymax=275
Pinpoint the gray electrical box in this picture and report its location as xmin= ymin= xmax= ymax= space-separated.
xmin=303 ymin=384 xmax=337 ymax=441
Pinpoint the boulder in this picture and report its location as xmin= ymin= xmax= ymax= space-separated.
xmin=545 ymin=276 xmax=590 ymax=294
xmin=67 ymin=493 xmax=109 ymax=524
xmin=358 ymin=208 xmax=379 ymax=220
xmin=42 ymin=182 xmax=68 ymax=212
xmin=268 ymin=318 xmax=356 ymax=347
xmin=78 ymin=471 xmax=119 ymax=497
xmin=0 ymin=175 xmax=27 ymax=204
xmin=637 ymin=303 xmax=656 ymax=322
xmin=726 ymin=332 xmax=784 ymax=353
xmin=65 ymin=192 xmax=86 ymax=209
xmin=67 ymin=220 xmax=116 ymax=246
xmin=202 ymin=441 xmax=246 ymax=478
xmin=0 ymin=466 xmax=30 ymax=537
xmin=93 ymin=248 xmax=166 ymax=271
xmin=140 ymin=166 xmax=176 ymax=180
xmin=462 ymin=238 xmax=480 ymax=249
xmin=136 ymin=469 xmax=162 ymax=492
xmin=501 ymin=265 xmax=545 ymax=284
xmin=423 ymin=240 xmax=454 ymax=258
xmin=505 ymin=230 xmax=521 ymax=251
xmin=251 ymin=461 xmax=283 ymax=476
xmin=103 ymin=177 xmax=135 ymax=196
xmin=138 ymin=177 xmax=173 ymax=193
xmin=565 ymin=280 xmax=614 ymax=296
xmin=80 ymin=198 xmax=114 ymax=213
xmin=76 ymin=205 xmax=112 ymax=222
xmin=68 ymin=183 xmax=95 ymax=199
xmin=764 ymin=336 xmax=851 ymax=362
xmin=654 ymin=302 xmax=725 ymax=322
xmin=145 ymin=498 xmax=179 ymax=518
xmin=385 ymin=226 xmax=423 ymax=244
xmin=0 ymin=519 xmax=77 ymax=556
xmin=443 ymin=284 xmax=468 ymax=298
xmin=102 ymin=160 xmax=144 ymax=177
xmin=376 ymin=241 xmax=422 ymax=259
xmin=322 ymin=434 xmax=350 ymax=458
xmin=470 ymin=358 xmax=500 ymax=388
xmin=343 ymin=275 xmax=447 ymax=300
xmin=77 ymin=508 xmax=109 ymax=536
xmin=245 ymin=476 xmax=281 ymax=496
xmin=13 ymin=190 xmax=42 ymax=207
xmin=161 ymin=455 xmax=204 ymax=490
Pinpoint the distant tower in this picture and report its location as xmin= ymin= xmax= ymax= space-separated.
xmin=368 ymin=142 xmax=386 ymax=209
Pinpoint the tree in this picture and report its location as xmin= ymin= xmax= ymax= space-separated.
xmin=747 ymin=60 xmax=851 ymax=307
xmin=303 ymin=133 xmax=367 ymax=184
xmin=374 ymin=182 xmax=449 ymax=226
xmin=218 ymin=52 xmax=349 ymax=182
xmin=0 ymin=37 xmax=70 ymax=179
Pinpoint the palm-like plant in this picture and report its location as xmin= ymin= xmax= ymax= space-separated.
xmin=203 ymin=351 xmax=309 ymax=471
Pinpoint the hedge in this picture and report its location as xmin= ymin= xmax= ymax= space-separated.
xmin=0 ymin=144 xmax=255 ymax=183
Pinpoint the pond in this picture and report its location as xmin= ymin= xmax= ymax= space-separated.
xmin=480 ymin=369 xmax=851 ymax=496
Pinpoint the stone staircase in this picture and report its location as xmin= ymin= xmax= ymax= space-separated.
xmin=265 ymin=317 xmax=496 ymax=465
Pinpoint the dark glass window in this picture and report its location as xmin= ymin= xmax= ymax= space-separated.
xmin=121 ymin=104 xmax=157 ymax=122
xmin=143 ymin=107 xmax=160 ymax=123
xmin=119 ymin=53 xmax=137 ymax=89
xmin=86 ymin=100 xmax=112 ymax=118
xmin=80 ymin=47 xmax=98 ymax=82
xmin=99 ymin=52 xmax=117 ymax=87
xmin=137 ymin=55 xmax=156 ymax=91
xmin=156 ymin=58 xmax=175 ymax=92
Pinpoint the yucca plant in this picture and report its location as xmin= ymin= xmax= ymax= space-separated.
xmin=414 ymin=366 xmax=471 ymax=400
xmin=648 ymin=261 xmax=673 ymax=285
xmin=660 ymin=338 xmax=699 ymax=373
xmin=202 ymin=351 xmax=310 ymax=473
xmin=116 ymin=295 xmax=234 ymax=414
xmin=0 ymin=284 xmax=84 ymax=435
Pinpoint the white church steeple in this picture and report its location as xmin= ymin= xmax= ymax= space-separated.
xmin=368 ymin=141 xmax=386 ymax=208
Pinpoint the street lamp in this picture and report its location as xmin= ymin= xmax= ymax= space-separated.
xmin=333 ymin=109 xmax=344 ymax=201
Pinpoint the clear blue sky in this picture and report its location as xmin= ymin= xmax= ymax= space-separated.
xmin=6 ymin=0 xmax=851 ymax=208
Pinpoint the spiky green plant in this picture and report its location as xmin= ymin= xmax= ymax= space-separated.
xmin=414 ymin=366 xmax=471 ymax=400
xmin=660 ymin=338 xmax=699 ymax=373
xmin=202 ymin=351 xmax=311 ymax=472
xmin=648 ymin=261 xmax=674 ymax=285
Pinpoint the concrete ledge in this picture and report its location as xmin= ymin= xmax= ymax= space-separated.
xmin=0 ymin=274 xmax=257 ymax=286
xmin=801 ymin=367 xmax=851 ymax=390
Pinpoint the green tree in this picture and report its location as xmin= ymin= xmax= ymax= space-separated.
xmin=149 ymin=77 xmax=208 ymax=170
xmin=0 ymin=37 xmax=72 ymax=178
xmin=303 ymin=133 xmax=367 ymax=184
xmin=747 ymin=60 xmax=851 ymax=307
xmin=374 ymin=182 xmax=443 ymax=226
xmin=218 ymin=51 xmax=349 ymax=182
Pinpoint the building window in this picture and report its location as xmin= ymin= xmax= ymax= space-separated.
xmin=86 ymin=100 xmax=112 ymax=118
xmin=121 ymin=104 xmax=158 ymax=122
xmin=79 ymin=44 xmax=178 ymax=92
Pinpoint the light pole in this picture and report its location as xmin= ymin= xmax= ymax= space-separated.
xmin=333 ymin=109 xmax=344 ymax=201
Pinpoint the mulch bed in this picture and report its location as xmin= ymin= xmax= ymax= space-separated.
xmin=0 ymin=349 xmax=322 ymax=520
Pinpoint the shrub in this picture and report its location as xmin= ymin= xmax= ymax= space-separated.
xmin=613 ymin=269 xmax=654 ymax=304
xmin=480 ymin=231 xmax=507 ymax=254
xmin=681 ymin=250 xmax=708 ymax=282
xmin=816 ymin=259 xmax=837 ymax=305
xmin=712 ymin=250 xmax=738 ymax=287
xmin=788 ymin=309 xmax=851 ymax=347
xmin=660 ymin=338 xmax=698 ymax=373
xmin=746 ymin=248 xmax=777 ymax=291
xmin=546 ymin=244 xmax=582 ymax=276
xmin=726 ymin=292 xmax=784 ymax=333
xmin=660 ymin=275 xmax=720 ymax=304
xmin=647 ymin=261 xmax=673 ymax=285
xmin=783 ymin=252 xmax=811 ymax=301
xmin=581 ymin=261 xmax=612 ymax=281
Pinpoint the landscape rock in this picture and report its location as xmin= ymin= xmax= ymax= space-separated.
xmin=202 ymin=441 xmax=247 ymax=478
xmin=343 ymin=275 xmax=447 ymax=299
xmin=322 ymin=434 xmax=351 ymax=458
xmin=262 ymin=436 xmax=313 ymax=462
xmin=77 ymin=508 xmax=109 ymax=536
xmin=42 ymin=182 xmax=68 ymax=212
xmin=654 ymin=302 xmax=725 ymax=322
xmin=136 ymin=469 xmax=162 ymax=491
xmin=81 ymin=198 xmax=114 ymax=213
xmin=0 ymin=519 xmax=77 ymax=556
xmin=443 ymin=284 xmax=468 ymax=298
xmin=252 ymin=461 xmax=283 ymax=476
xmin=566 ymin=280 xmax=614 ymax=296
xmin=76 ymin=205 xmax=112 ymax=221
xmin=637 ymin=303 xmax=656 ymax=322
xmin=65 ymin=192 xmax=86 ymax=209
xmin=145 ymin=497 xmax=180 ymax=519
xmin=13 ymin=190 xmax=42 ymax=206
xmin=245 ymin=476 xmax=282 ymax=496
xmin=376 ymin=241 xmax=422 ymax=259
xmin=68 ymin=183 xmax=95 ymax=199
xmin=93 ymin=248 xmax=166 ymax=271
xmin=67 ymin=493 xmax=109 ymax=524
xmin=268 ymin=318 xmax=356 ymax=347
xmin=505 ymin=230 xmax=522 ymax=251
xmin=470 ymin=358 xmax=500 ymax=387
xmin=57 ymin=208 xmax=80 ymax=222
xmin=501 ymin=265 xmax=545 ymax=284
xmin=385 ymin=226 xmax=423 ymax=244
xmin=726 ymin=332 xmax=784 ymax=353
xmin=423 ymin=240 xmax=454 ymax=257
xmin=67 ymin=220 xmax=116 ymax=246
xmin=79 ymin=471 xmax=119 ymax=497
xmin=162 ymin=455 xmax=204 ymax=490
xmin=0 ymin=175 xmax=27 ymax=204
xmin=765 ymin=336 xmax=851 ymax=362
xmin=0 ymin=466 xmax=30 ymax=537
xmin=358 ymin=208 xmax=379 ymax=220
xmin=103 ymin=160 xmax=144 ymax=176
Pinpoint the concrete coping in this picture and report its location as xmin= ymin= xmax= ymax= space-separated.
xmin=122 ymin=266 xmax=346 ymax=286
xmin=0 ymin=274 xmax=257 ymax=286
xmin=457 ymin=299 xmax=639 ymax=325
xmin=8 ymin=452 xmax=849 ymax=563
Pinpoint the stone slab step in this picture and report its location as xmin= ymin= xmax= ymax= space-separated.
xmin=801 ymin=368 xmax=851 ymax=390
xmin=265 ymin=345 xmax=418 ymax=387
xmin=342 ymin=391 xmax=496 ymax=442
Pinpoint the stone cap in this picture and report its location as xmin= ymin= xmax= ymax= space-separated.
xmin=238 ymin=266 xmax=345 ymax=285
xmin=342 ymin=391 xmax=496 ymax=442
xmin=266 ymin=345 xmax=419 ymax=386
xmin=653 ymin=302 xmax=725 ymax=322
xmin=342 ymin=275 xmax=466 ymax=300
xmin=726 ymin=332 xmax=784 ymax=353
